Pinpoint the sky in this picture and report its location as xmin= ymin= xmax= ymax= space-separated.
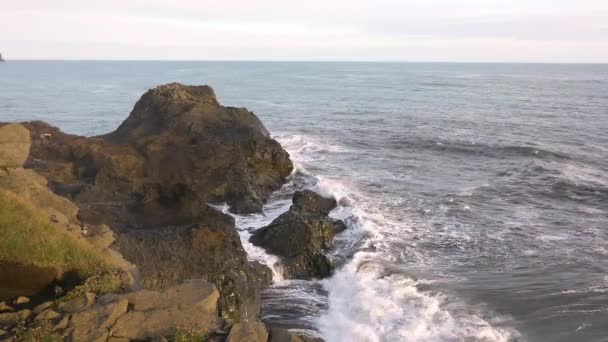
xmin=1 ymin=0 xmax=607 ymax=62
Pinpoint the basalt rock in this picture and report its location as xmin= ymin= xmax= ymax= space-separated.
xmin=23 ymin=83 xmax=292 ymax=221
xmin=66 ymin=279 xmax=220 ymax=341
xmin=6 ymin=84 xmax=291 ymax=329
xmin=250 ymin=190 xmax=345 ymax=279
xmin=113 ymin=211 xmax=270 ymax=322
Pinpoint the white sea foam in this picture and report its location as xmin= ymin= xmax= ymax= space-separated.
xmin=274 ymin=133 xmax=517 ymax=342
xmin=210 ymin=199 xmax=290 ymax=282
xmin=222 ymin=133 xmax=517 ymax=341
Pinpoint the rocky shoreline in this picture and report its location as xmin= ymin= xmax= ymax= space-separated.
xmin=0 ymin=83 xmax=346 ymax=341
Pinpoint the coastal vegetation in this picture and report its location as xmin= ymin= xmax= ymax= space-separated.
xmin=0 ymin=190 xmax=110 ymax=277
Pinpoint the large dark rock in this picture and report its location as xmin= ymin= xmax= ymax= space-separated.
xmin=11 ymin=83 xmax=291 ymax=323
xmin=250 ymin=190 xmax=345 ymax=279
xmin=23 ymin=83 xmax=292 ymax=222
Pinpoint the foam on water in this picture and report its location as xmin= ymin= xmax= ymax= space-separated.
xmin=273 ymin=133 xmax=517 ymax=342
xmin=210 ymin=198 xmax=291 ymax=282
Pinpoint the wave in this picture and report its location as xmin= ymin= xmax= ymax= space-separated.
xmin=389 ymin=137 xmax=571 ymax=161
xmin=275 ymin=133 xmax=518 ymax=342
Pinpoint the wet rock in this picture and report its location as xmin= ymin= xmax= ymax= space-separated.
xmin=0 ymin=123 xmax=30 ymax=168
xmin=0 ymin=309 xmax=31 ymax=325
xmin=292 ymin=190 xmax=337 ymax=215
xmin=13 ymin=296 xmax=30 ymax=305
xmin=57 ymin=292 xmax=96 ymax=313
xmin=227 ymin=321 xmax=268 ymax=342
xmin=250 ymin=191 xmax=345 ymax=279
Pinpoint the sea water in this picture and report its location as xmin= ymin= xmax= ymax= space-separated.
xmin=2 ymin=61 xmax=608 ymax=341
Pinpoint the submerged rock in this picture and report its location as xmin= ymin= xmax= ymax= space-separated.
xmin=250 ymin=190 xmax=345 ymax=279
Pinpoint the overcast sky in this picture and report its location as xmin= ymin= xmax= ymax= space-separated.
xmin=1 ymin=0 xmax=607 ymax=62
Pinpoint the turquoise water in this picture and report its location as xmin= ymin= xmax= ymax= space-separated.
xmin=2 ymin=61 xmax=608 ymax=341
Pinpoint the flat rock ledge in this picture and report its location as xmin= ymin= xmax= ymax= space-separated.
xmin=0 ymin=279 xmax=221 ymax=341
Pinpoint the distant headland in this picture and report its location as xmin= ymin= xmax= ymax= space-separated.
xmin=0 ymin=53 xmax=5 ymax=62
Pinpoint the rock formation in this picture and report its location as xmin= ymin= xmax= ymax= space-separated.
xmin=113 ymin=219 xmax=271 ymax=321
xmin=24 ymin=83 xmax=292 ymax=222
xmin=250 ymin=190 xmax=346 ymax=279
xmin=0 ymin=85 xmax=334 ymax=341
xmin=1 ymin=279 xmax=222 ymax=341
xmin=16 ymin=83 xmax=291 ymax=322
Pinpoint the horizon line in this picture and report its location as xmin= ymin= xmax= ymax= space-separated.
xmin=2 ymin=58 xmax=608 ymax=65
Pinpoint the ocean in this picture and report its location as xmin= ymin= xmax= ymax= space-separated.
xmin=1 ymin=61 xmax=608 ymax=342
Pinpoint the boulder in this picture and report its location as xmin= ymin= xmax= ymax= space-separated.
xmin=292 ymin=190 xmax=337 ymax=215
xmin=35 ymin=309 xmax=62 ymax=321
xmin=53 ymin=315 xmax=70 ymax=331
xmin=32 ymin=301 xmax=54 ymax=314
xmin=0 ymin=123 xmax=30 ymax=168
xmin=0 ymin=309 xmax=31 ymax=326
xmin=227 ymin=321 xmax=268 ymax=342
xmin=57 ymin=292 xmax=96 ymax=313
xmin=250 ymin=191 xmax=345 ymax=279
xmin=0 ymin=302 xmax=13 ymax=313
xmin=13 ymin=296 xmax=30 ymax=305
xmin=113 ymin=216 xmax=271 ymax=322
xmin=69 ymin=298 xmax=128 ymax=341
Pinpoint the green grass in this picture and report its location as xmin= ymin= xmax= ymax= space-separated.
xmin=172 ymin=328 xmax=210 ymax=342
xmin=0 ymin=190 xmax=111 ymax=277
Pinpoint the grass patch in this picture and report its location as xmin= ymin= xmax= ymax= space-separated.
xmin=58 ymin=271 xmax=125 ymax=302
xmin=172 ymin=327 xmax=210 ymax=342
xmin=0 ymin=190 xmax=111 ymax=277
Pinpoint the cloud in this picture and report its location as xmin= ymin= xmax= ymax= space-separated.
xmin=1 ymin=0 xmax=607 ymax=62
